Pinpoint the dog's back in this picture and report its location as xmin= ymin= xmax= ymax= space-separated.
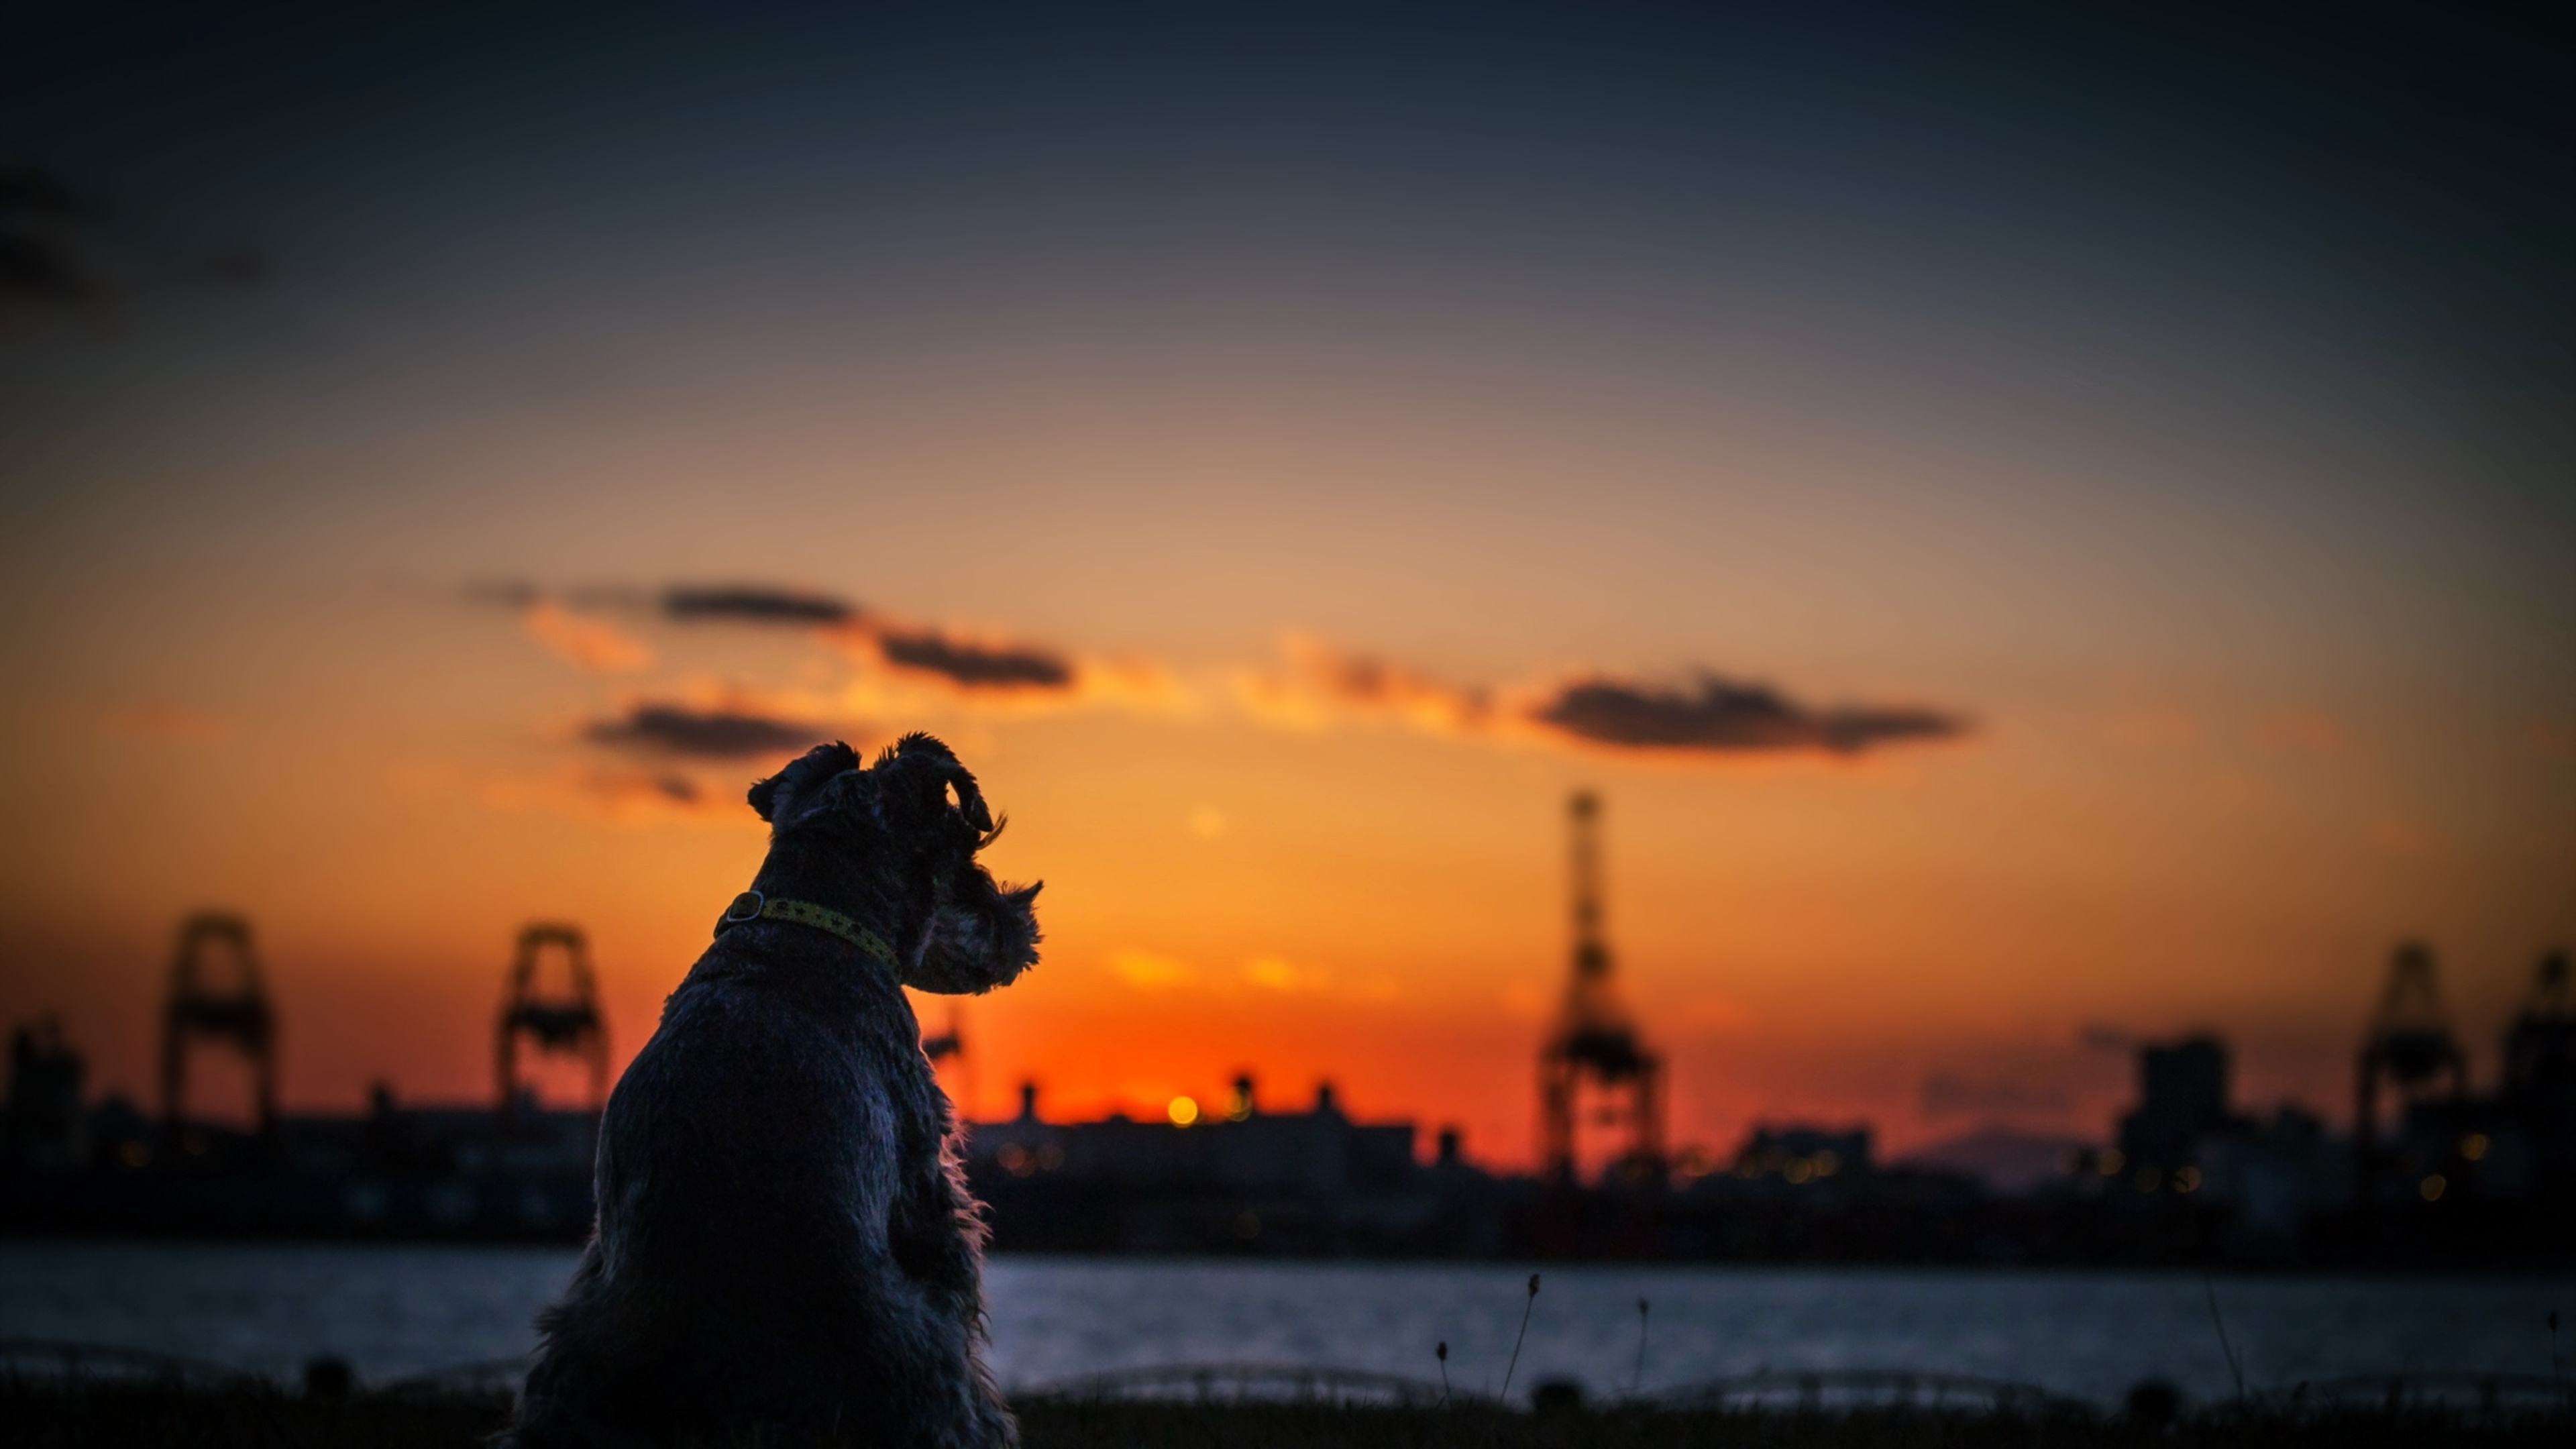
xmin=510 ymin=739 xmax=1037 ymax=1449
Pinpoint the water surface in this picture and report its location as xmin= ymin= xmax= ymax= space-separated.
xmin=0 ymin=1241 xmax=2561 ymax=1407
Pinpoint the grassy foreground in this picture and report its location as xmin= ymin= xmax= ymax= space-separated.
xmin=3 ymin=1381 xmax=2568 ymax=1448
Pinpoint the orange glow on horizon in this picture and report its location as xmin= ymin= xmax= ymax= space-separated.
xmin=1 ymin=164 xmax=2566 ymax=1179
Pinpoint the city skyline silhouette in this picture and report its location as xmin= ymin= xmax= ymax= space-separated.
xmin=3 ymin=1 xmax=2569 ymax=1173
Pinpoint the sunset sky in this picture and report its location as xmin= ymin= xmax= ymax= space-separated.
xmin=3 ymin=2 xmax=2570 ymax=1170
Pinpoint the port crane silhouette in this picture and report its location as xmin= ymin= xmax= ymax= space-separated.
xmin=1538 ymin=792 xmax=1664 ymax=1186
xmin=160 ymin=913 xmax=276 ymax=1148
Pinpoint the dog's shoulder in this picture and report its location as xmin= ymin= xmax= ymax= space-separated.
xmin=635 ymin=930 xmax=923 ymax=1090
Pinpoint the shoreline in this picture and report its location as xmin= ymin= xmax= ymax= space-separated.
xmin=4 ymin=1380 xmax=2571 ymax=1449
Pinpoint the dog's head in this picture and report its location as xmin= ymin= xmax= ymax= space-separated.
xmin=748 ymin=734 xmax=1041 ymax=994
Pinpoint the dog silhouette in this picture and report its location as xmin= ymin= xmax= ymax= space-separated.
xmin=509 ymin=735 xmax=1040 ymax=1448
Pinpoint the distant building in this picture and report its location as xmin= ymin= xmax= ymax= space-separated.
xmin=965 ymin=1075 xmax=1454 ymax=1254
xmin=972 ymin=1075 xmax=1415 ymax=1196
xmin=2116 ymin=1035 xmax=2247 ymax=1181
xmin=2500 ymin=951 xmax=2574 ymax=1205
xmin=2197 ymin=1105 xmax=2349 ymax=1248
xmin=5 ymin=1018 xmax=88 ymax=1171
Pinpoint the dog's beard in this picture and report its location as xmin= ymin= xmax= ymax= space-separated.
xmin=904 ymin=884 xmax=1040 ymax=996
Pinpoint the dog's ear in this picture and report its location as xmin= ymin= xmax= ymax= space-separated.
xmin=865 ymin=733 xmax=1037 ymax=992
xmin=748 ymin=741 xmax=861 ymax=830
xmin=908 ymin=877 xmax=1042 ymax=996
xmin=871 ymin=731 xmax=994 ymax=837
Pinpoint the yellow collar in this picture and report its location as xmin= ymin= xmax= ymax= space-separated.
xmin=714 ymin=890 xmax=900 ymax=973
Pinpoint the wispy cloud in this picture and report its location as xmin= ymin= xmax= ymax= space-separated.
xmin=393 ymin=754 xmax=743 ymax=828
xmin=1 ymin=163 xmax=105 ymax=316
xmin=856 ymin=624 xmax=1076 ymax=690
xmin=661 ymin=584 xmax=856 ymax=626
xmin=523 ymin=599 xmax=653 ymax=672
xmin=1533 ymin=676 xmax=1967 ymax=755
xmin=656 ymin=580 xmax=1095 ymax=696
xmin=477 ymin=578 xmax=1969 ymax=775
xmin=2 ymin=162 xmax=264 ymax=329
xmin=582 ymin=702 xmax=828 ymax=759
xmin=1235 ymin=633 xmax=1493 ymax=736
xmin=1241 ymin=634 xmax=1968 ymax=758
xmin=823 ymin=621 xmax=1193 ymax=714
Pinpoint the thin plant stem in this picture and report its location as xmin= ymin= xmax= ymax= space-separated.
xmin=1499 ymin=1273 xmax=1541 ymax=1405
xmin=2204 ymin=1272 xmax=2245 ymax=1403
xmin=1436 ymin=1342 xmax=1451 ymax=1410
xmin=1631 ymin=1298 xmax=1651 ymax=1397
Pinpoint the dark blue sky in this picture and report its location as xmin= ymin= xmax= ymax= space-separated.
xmin=8 ymin=3 xmax=2570 ymax=519
xmin=2 ymin=2 xmax=2569 ymax=1136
